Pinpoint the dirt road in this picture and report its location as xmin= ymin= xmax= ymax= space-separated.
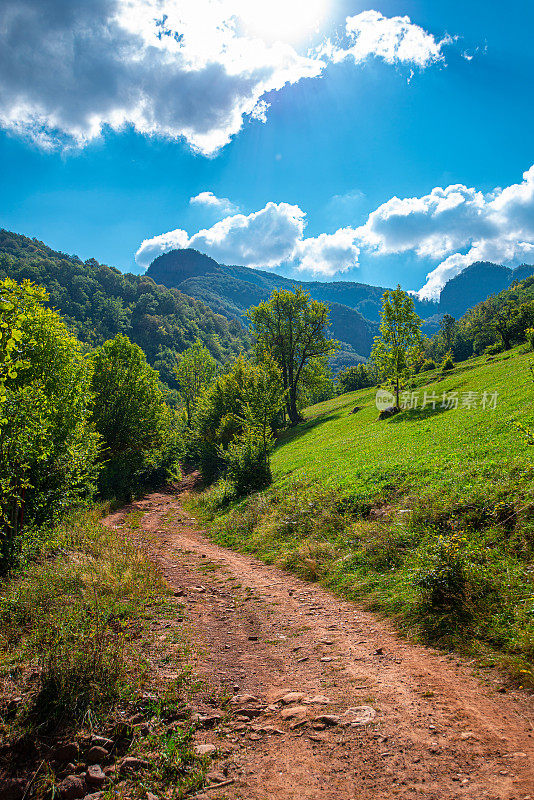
xmin=104 ymin=478 xmax=534 ymax=800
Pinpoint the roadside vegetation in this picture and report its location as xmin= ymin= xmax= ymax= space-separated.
xmin=0 ymin=505 xmax=208 ymax=798
xmin=0 ymin=278 xmax=207 ymax=798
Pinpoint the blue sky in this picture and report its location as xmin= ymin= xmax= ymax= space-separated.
xmin=1 ymin=0 xmax=533 ymax=298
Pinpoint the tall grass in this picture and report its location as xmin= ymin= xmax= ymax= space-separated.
xmin=0 ymin=505 xmax=166 ymax=725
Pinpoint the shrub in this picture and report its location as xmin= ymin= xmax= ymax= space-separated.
xmin=222 ymin=427 xmax=272 ymax=496
xmin=420 ymin=359 xmax=437 ymax=372
xmin=484 ymin=342 xmax=504 ymax=356
xmin=441 ymin=351 xmax=454 ymax=371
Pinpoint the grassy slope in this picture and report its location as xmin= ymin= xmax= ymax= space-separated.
xmin=191 ymin=347 xmax=534 ymax=685
xmin=272 ymin=348 xmax=534 ymax=507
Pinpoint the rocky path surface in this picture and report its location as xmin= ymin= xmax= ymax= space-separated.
xmin=104 ymin=478 xmax=534 ymax=800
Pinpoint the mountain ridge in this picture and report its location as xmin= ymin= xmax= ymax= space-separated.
xmin=145 ymin=249 xmax=534 ymax=358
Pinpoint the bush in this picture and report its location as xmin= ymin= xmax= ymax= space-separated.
xmin=416 ymin=535 xmax=469 ymax=618
xmin=222 ymin=427 xmax=272 ymax=496
xmin=441 ymin=351 xmax=454 ymax=371
xmin=484 ymin=342 xmax=504 ymax=356
xmin=420 ymin=359 xmax=437 ymax=372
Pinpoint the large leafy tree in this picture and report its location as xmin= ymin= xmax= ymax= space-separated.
xmin=174 ymin=340 xmax=217 ymax=426
xmin=0 ymin=279 xmax=99 ymax=571
xmin=247 ymin=288 xmax=338 ymax=425
xmin=90 ymin=334 xmax=182 ymax=497
xmin=371 ymin=286 xmax=423 ymax=410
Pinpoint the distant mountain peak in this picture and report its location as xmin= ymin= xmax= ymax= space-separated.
xmin=147 ymin=248 xmax=220 ymax=286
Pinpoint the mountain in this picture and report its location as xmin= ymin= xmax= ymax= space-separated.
xmin=0 ymin=230 xmax=250 ymax=389
xmin=439 ymin=261 xmax=534 ymax=318
xmin=147 ymin=250 xmax=383 ymax=359
xmin=147 ymin=249 xmax=534 ymax=354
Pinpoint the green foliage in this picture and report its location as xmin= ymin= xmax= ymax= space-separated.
xmin=420 ymin=359 xmax=437 ymax=372
xmin=441 ymin=351 xmax=454 ymax=371
xmin=0 ymin=279 xmax=99 ymax=572
xmin=90 ymin=334 xmax=183 ymax=498
xmin=371 ymin=285 xmax=423 ymax=408
xmin=526 ymin=327 xmax=534 ymax=350
xmin=0 ymin=229 xmax=250 ymax=388
xmin=440 ymin=314 xmax=457 ymax=350
xmin=415 ymin=534 xmax=470 ymax=622
xmin=248 ymin=287 xmax=338 ymax=425
xmin=221 ymin=427 xmax=273 ymax=496
xmin=174 ymin=340 xmax=217 ymax=425
xmin=0 ymin=505 xmax=165 ymax=722
xmin=336 ymin=363 xmax=373 ymax=393
xmin=192 ymin=355 xmax=284 ymax=484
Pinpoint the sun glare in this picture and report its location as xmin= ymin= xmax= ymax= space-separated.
xmin=235 ymin=0 xmax=330 ymax=44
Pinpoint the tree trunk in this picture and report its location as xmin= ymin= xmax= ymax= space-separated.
xmin=287 ymin=386 xmax=302 ymax=426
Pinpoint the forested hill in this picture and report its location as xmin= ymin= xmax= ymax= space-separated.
xmin=0 ymin=229 xmax=250 ymax=388
xmin=147 ymin=248 xmax=380 ymax=359
xmin=147 ymin=249 xmax=534 ymax=331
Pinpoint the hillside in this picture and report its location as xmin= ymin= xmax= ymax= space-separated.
xmin=194 ymin=345 xmax=534 ymax=681
xmin=146 ymin=249 xmax=534 ymax=357
xmin=148 ymin=249 xmax=379 ymax=359
xmin=439 ymin=261 xmax=534 ymax=318
xmin=0 ymin=229 xmax=250 ymax=388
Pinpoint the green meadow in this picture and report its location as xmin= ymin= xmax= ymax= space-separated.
xmin=272 ymin=347 xmax=534 ymax=507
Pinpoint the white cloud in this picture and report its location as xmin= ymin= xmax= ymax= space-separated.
xmin=136 ymin=201 xmax=306 ymax=268
xmin=135 ymin=228 xmax=190 ymax=267
xmin=0 ymin=2 xmax=457 ymax=155
xmin=319 ymin=10 xmax=452 ymax=68
xmin=354 ymin=165 xmax=534 ymax=299
xmin=0 ymin=0 xmax=322 ymax=155
xmin=295 ymin=229 xmax=360 ymax=276
xmin=137 ymin=166 xmax=534 ymax=293
xmin=190 ymin=191 xmax=238 ymax=215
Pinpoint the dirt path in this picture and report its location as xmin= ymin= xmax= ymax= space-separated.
xmin=104 ymin=478 xmax=534 ymax=800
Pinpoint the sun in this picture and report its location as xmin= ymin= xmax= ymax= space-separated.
xmin=235 ymin=0 xmax=330 ymax=44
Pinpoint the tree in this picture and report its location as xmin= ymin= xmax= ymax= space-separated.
xmin=247 ymin=288 xmax=338 ymax=425
xmin=371 ymin=286 xmax=423 ymax=410
xmin=0 ymin=279 xmax=99 ymax=571
xmin=238 ymin=356 xmax=285 ymax=465
xmin=90 ymin=334 xmax=182 ymax=497
xmin=440 ymin=314 xmax=457 ymax=350
xmin=193 ymin=355 xmax=284 ymax=482
xmin=219 ymin=356 xmax=285 ymax=494
xmin=174 ymin=341 xmax=217 ymax=426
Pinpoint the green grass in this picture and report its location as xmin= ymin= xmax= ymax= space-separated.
xmin=189 ymin=347 xmax=534 ymax=687
xmin=0 ymin=506 xmax=209 ymax=798
xmin=272 ymin=348 xmax=534 ymax=507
